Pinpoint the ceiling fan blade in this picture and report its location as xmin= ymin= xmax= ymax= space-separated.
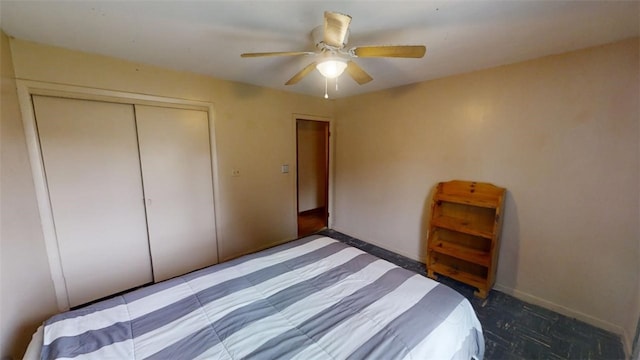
xmin=353 ymin=45 xmax=426 ymax=58
xmin=345 ymin=61 xmax=373 ymax=85
xmin=285 ymin=62 xmax=318 ymax=85
xmin=241 ymin=51 xmax=314 ymax=58
xmin=323 ymin=11 xmax=351 ymax=48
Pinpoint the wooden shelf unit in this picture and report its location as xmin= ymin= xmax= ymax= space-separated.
xmin=426 ymin=180 xmax=505 ymax=298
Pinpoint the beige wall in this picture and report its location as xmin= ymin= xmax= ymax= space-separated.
xmin=333 ymin=38 xmax=639 ymax=349
xmin=297 ymin=120 xmax=327 ymax=212
xmin=3 ymin=38 xmax=332 ymax=356
xmin=0 ymin=31 xmax=59 ymax=358
xmin=3 ymin=33 xmax=638 ymax=357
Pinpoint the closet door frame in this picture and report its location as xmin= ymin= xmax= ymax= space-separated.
xmin=16 ymin=80 xmax=221 ymax=311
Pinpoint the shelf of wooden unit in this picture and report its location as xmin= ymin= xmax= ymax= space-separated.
xmin=426 ymin=180 xmax=506 ymax=299
xmin=430 ymin=215 xmax=494 ymax=239
xmin=428 ymin=262 xmax=487 ymax=291
xmin=434 ymin=193 xmax=499 ymax=209
xmin=428 ymin=238 xmax=491 ymax=267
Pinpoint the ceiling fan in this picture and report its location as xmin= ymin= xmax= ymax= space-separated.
xmin=241 ymin=11 xmax=426 ymax=93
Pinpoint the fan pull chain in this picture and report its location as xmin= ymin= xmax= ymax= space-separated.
xmin=324 ymin=77 xmax=329 ymax=99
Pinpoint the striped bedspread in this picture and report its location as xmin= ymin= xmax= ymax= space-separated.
xmin=41 ymin=235 xmax=484 ymax=359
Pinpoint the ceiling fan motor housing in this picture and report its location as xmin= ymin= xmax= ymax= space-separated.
xmin=311 ymin=25 xmax=349 ymax=52
xmin=240 ymin=11 xmax=425 ymax=87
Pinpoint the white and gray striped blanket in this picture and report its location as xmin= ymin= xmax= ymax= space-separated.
xmin=40 ymin=235 xmax=484 ymax=359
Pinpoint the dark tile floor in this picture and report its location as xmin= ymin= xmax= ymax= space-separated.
xmin=317 ymin=229 xmax=626 ymax=360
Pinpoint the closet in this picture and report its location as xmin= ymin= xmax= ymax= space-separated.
xmin=33 ymin=95 xmax=217 ymax=307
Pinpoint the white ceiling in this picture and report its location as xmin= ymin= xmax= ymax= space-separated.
xmin=1 ymin=1 xmax=638 ymax=99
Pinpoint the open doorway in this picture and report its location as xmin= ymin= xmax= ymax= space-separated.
xmin=296 ymin=119 xmax=329 ymax=237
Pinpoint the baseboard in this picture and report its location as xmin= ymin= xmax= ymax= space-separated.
xmin=493 ymin=284 xmax=630 ymax=357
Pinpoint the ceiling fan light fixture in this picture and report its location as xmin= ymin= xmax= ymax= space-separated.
xmin=316 ymin=59 xmax=347 ymax=79
xmin=241 ymin=11 xmax=425 ymax=88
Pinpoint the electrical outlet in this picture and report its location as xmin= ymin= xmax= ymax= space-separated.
xmin=232 ymin=169 xmax=240 ymax=177
xmin=281 ymin=164 xmax=289 ymax=173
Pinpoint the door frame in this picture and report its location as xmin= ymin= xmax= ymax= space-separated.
xmin=16 ymin=80 xmax=221 ymax=311
xmin=291 ymin=114 xmax=334 ymax=233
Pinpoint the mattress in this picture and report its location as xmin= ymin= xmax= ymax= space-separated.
xmin=33 ymin=235 xmax=484 ymax=359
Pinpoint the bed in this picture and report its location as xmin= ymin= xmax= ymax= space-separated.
xmin=26 ymin=235 xmax=484 ymax=359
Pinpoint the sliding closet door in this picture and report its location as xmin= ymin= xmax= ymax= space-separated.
xmin=33 ymin=96 xmax=153 ymax=307
xmin=135 ymin=105 xmax=217 ymax=282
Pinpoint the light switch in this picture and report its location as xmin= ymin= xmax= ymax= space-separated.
xmin=281 ymin=164 xmax=289 ymax=173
